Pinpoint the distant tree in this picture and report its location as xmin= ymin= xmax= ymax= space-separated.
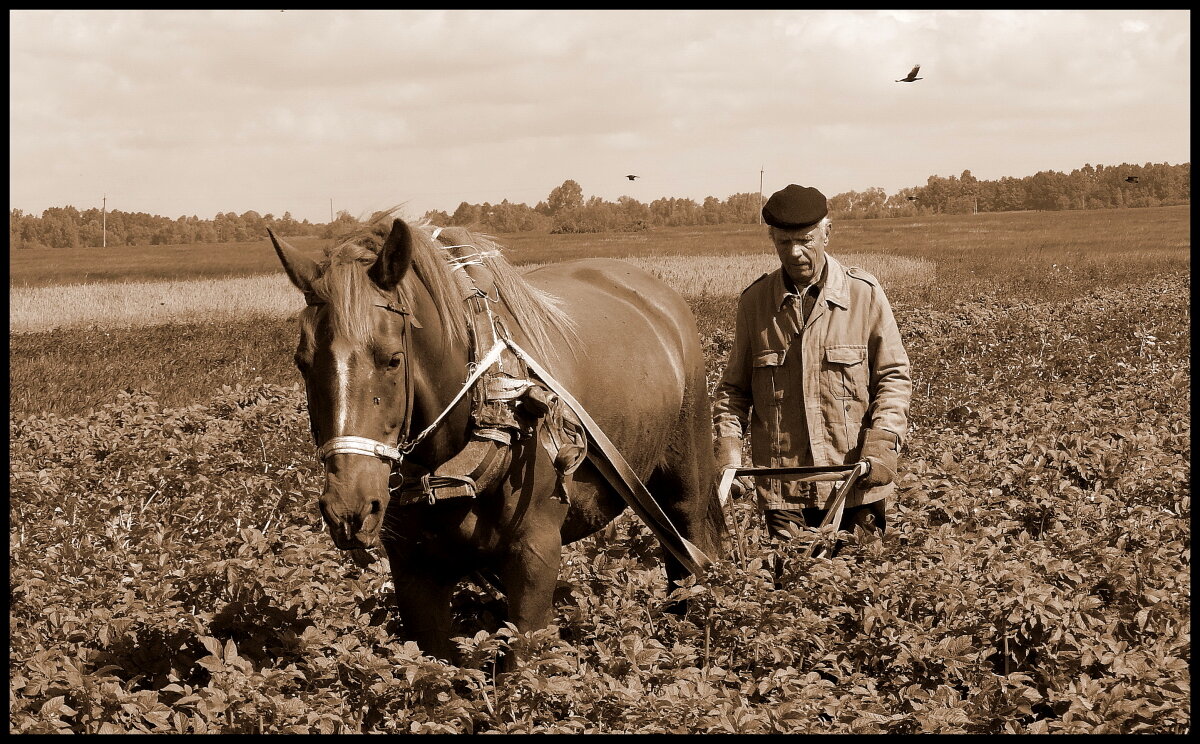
xmin=615 ymin=195 xmax=651 ymax=230
xmin=546 ymin=180 xmax=584 ymax=216
xmin=959 ymin=170 xmax=979 ymax=214
xmin=1028 ymin=170 xmax=1072 ymax=211
xmin=449 ymin=201 xmax=482 ymax=226
xmin=321 ymin=210 xmax=359 ymax=239
xmin=648 ymin=197 xmax=701 ymax=227
xmin=423 ymin=209 xmax=452 ymax=226
xmin=722 ymin=192 xmax=759 ymax=223
xmin=10 ymin=161 xmax=1190 ymax=248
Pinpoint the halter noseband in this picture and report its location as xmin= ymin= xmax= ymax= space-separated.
xmin=317 ymin=435 xmax=405 ymax=462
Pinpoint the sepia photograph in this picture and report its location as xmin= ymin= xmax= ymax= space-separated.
xmin=10 ymin=9 xmax=1189 ymax=734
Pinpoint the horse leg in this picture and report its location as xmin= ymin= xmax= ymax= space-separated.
xmin=646 ymin=466 xmax=703 ymax=617
xmin=647 ymin=410 xmax=728 ymax=618
xmin=495 ymin=512 xmax=566 ymax=669
xmin=384 ymin=548 xmax=458 ymax=662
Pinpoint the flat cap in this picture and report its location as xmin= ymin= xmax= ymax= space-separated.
xmin=762 ymin=184 xmax=828 ymax=229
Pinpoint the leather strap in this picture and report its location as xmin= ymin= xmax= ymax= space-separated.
xmin=502 ymin=337 xmax=712 ymax=575
xmin=395 ymin=438 xmax=511 ymax=506
xmin=318 ymin=435 xmax=404 ymax=463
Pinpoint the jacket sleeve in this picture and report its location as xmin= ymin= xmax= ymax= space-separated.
xmin=712 ymin=297 xmax=753 ymax=439
xmin=866 ymin=287 xmax=912 ymax=449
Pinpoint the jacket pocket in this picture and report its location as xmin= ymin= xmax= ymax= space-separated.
xmin=751 ymin=350 xmax=786 ymax=460
xmin=751 ymin=350 xmax=785 ymax=407
xmin=823 ymin=345 xmax=868 ymax=400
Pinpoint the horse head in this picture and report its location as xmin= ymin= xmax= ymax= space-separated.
xmin=270 ymin=218 xmax=467 ymax=549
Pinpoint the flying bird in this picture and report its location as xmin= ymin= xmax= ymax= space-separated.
xmin=625 ymin=174 xmax=640 ymax=181
xmin=1125 ymin=176 xmax=1140 ymax=184
xmin=896 ymin=64 xmax=923 ymax=83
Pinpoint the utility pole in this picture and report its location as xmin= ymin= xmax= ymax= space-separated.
xmin=758 ymin=166 xmax=764 ymax=224
xmin=102 ymin=194 xmax=107 ymax=248
xmin=330 ymin=198 xmax=334 ymax=223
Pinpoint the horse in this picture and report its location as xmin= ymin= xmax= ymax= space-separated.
xmin=269 ymin=213 xmax=726 ymax=661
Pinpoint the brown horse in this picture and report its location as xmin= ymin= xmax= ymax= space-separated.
xmin=269 ymin=213 xmax=725 ymax=660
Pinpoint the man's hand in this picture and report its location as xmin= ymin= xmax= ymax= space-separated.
xmin=715 ymin=436 xmax=742 ymax=473
xmin=715 ymin=436 xmax=753 ymax=500
xmin=858 ymin=430 xmax=899 ymax=488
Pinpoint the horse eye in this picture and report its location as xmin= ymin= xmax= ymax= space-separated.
xmin=387 ymin=352 xmax=404 ymax=370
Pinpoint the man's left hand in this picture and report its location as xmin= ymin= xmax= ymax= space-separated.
xmin=858 ymin=430 xmax=899 ymax=488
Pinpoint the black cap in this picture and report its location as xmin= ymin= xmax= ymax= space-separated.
xmin=762 ymin=184 xmax=828 ymax=229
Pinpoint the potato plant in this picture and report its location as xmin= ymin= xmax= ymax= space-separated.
xmin=9 ymin=268 xmax=1188 ymax=733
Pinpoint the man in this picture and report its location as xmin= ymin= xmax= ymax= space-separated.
xmin=713 ymin=184 xmax=911 ymax=553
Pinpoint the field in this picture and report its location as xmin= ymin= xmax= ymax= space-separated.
xmin=9 ymin=207 xmax=1191 ymax=733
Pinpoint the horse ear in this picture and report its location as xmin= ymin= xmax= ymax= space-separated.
xmin=268 ymin=228 xmax=320 ymax=295
xmin=368 ymin=218 xmax=414 ymax=290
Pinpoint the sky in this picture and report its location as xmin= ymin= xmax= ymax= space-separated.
xmin=9 ymin=9 xmax=1191 ymax=225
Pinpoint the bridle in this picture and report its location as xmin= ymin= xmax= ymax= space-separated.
xmin=313 ymin=300 xmax=416 ymax=465
xmin=311 ymin=297 xmax=508 ymax=469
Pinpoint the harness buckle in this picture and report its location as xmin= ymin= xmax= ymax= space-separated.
xmin=421 ymin=473 xmax=436 ymax=505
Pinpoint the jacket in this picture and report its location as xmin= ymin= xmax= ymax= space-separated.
xmin=713 ymin=254 xmax=911 ymax=509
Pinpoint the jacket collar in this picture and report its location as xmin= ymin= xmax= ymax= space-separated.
xmin=771 ymin=253 xmax=850 ymax=311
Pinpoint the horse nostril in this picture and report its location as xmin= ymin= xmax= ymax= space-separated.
xmin=369 ymin=499 xmax=382 ymax=515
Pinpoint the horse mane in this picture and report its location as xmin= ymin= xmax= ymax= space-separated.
xmin=316 ymin=209 xmax=576 ymax=362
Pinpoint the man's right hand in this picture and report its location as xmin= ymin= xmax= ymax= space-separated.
xmin=715 ymin=436 xmax=753 ymax=499
xmin=715 ymin=436 xmax=742 ymax=473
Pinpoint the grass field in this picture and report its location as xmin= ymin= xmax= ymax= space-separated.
xmin=9 ymin=253 xmax=936 ymax=334
xmin=8 ymin=235 xmax=330 ymax=289
xmin=9 ymin=205 xmax=1189 ymax=417
xmin=9 ymin=206 xmax=1191 ymax=733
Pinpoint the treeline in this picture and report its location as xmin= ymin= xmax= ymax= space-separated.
xmin=422 ymin=179 xmax=762 ymax=234
xmin=7 ymin=206 xmax=370 ymax=252
xmin=832 ymin=162 xmax=1190 ymax=219
xmin=9 ymin=161 xmax=1188 ymax=249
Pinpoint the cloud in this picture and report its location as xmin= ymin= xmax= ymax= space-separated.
xmin=9 ymin=10 xmax=1190 ymax=222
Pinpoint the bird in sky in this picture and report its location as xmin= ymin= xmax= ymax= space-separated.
xmin=625 ymin=174 xmax=640 ymax=181
xmin=896 ymin=64 xmax=923 ymax=83
xmin=1125 ymin=176 xmax=1140 ymax=184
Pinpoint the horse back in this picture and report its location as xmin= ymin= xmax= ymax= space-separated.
xmin=517 ymin=258 xmax=705 ymax=473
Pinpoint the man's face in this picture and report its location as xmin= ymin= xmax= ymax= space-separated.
xmin=772 ymin=221 xmax=829 ymax=287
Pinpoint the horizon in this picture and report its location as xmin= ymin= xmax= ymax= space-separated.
xmin=10 ymin=10 xmax=1190 ymax=225
xmin=11 ymin=156 xmax=1190 ymax=226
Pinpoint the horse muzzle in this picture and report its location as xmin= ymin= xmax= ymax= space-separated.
xmin=316 ymin=436 xmax=405 ymax=547
xmin=318 ymin=451 xmax=394 ymax=550
xmin=319 ymin=491 xmax=387 ymax=549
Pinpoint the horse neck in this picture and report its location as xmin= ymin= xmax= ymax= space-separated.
xmin=403 ymin=274 xmax=474 ymax=467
